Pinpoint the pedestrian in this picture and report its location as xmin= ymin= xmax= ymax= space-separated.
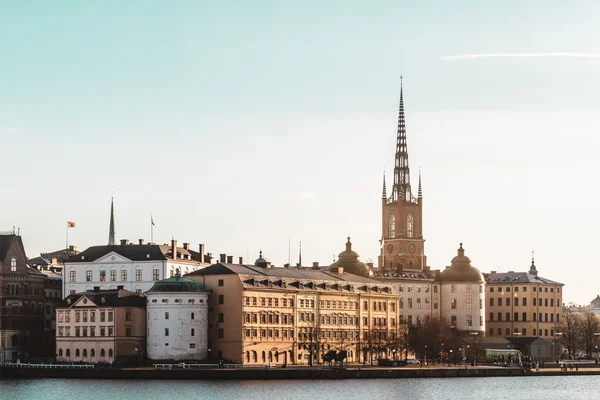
xmin=576 ymin=364 xmax=579 ymax=372
xmin=535 ymin=362 xmax=539 ymax=372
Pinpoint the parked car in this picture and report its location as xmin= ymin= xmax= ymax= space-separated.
xmin=406 ymin=358 xmax=421 ymax=365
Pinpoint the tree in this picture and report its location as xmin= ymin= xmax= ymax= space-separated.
xmin=577 ymin=310 xmax=600 ymax=357
xmin=556 ymin=309 xmax=581 ymax=359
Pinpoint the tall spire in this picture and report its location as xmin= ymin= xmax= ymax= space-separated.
xmin=529 ymin=250 xmax=538 ymax=276
xmin=382 ymin=169 xmax=387 ymax=199
xmin=418 ymin=168 xmax=422 ymax=199
xmin=108 ymin=195 xmax=115 ymax=245
xmin=392 ymin=76 xmax=412 ymax=203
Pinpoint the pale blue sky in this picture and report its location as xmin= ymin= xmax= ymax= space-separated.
xmin=1 ymin=1 xmax=599 ymax=304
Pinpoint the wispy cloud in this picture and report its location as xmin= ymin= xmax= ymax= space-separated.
xmin=440 ymin=52 xmax=600 ymax=60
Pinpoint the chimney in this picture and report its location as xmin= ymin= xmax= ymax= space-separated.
xmin=171 ymin=239 xmax=177 ymax=259
xmin=239 ymin=256 xmax=243 ymax=265
xmin=220 ymin=253 xmax=226 ymax=263
xmin=199 ymin=244 xmax=205 ymax=263
xmin=139 ymin=239 xmax=144 ymax=245
xmin=265 ymin=262 xmax=272 ymax=269
xmin=336 ymin=266 xmax=344 ymax=274
xmin=227 ymin=255 xmax=233 ymax=264
xmin=312 ymin=262 xmax=320 ymax=270
xmin=206 ymin=253 xmax=213 ymax=263
xmin=93 ymin=286 xmax=100 ymax=292
xmin=183 ymin=243 xmax=190 ymax=250
xmin=120 ymin=239 xmax=129 ymax=246
xmin=117 ymin=285 xmax=124 ymax=290
xmin=69 ymin=245 xmax=75 ymax=251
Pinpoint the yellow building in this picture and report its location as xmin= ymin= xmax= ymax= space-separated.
xmin=485 ymin=257 xmax=563 ymax=340
xmin=186 ymin=242 xmax=399 ymax=365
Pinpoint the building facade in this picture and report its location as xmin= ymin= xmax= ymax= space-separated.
xmin=186 ymin=245 xmax=400 ymax=366
xmin=146 ymin=273 xmax=209 ymax=361
xmin=55 ymin=287 xmax=146 ymax=364
xmin=485 ymin=257 xmax=563 ymax=340
xmin=0 ymin=233 xmax=46 ymax=362
xmin=63 ymin=239 xmax=211 ymax=298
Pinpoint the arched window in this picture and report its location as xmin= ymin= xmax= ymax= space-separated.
xmin=388 ymin=214 xmax=396 ymax=238
xmin=11 ymin=334 xmax=19 ymax=347
xmin=275 ymin=352 xmax=279 ymax=363
xmin=268 ymin=351 xmax=273 ymax=362
xmin=252 ymin=351 xmax=257 ymax=362
xmin=262 ymin=351 xmax=266 ymax=362
xmin=76 ymin=349 xmax=80 ymax=357
xmin=24 ymin=284 xmax=28 ymax=295
xmin=66 ymin=349 xmax=71 ymax=357
xmin=83 ymin=349 xmax=88 ymax=357
xmin=11 ymin=257 xmax=16 ymax=271
xmin=109 ymin=349 xmax=113 ymax=358
xmin=90 ymin=349 xmax=95 ymax=357
xmin=15 ymin=285 xmax=19 ymax=295
xmin=101 ymin=349 xmax=106 ymax=357
xmin=246 ymin=351 xmax=250 ymax=363
xmin=59 ymin=349 xmax=63 ymax=357
xmin=407 ymin=213 xmax=414 ymax=238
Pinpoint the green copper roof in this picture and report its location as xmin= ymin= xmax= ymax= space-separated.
xmin=146 ymin=275 xmax=208 ymax=293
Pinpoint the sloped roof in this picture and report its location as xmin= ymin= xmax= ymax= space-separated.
xmin=484 ymin=271 xmax=563 ymax=285
xmin=65 ymin=244 xmax=202 ymax=263
xmin=0 ymin=234 xmax=26 ymax=261
xmin=58 ymin=288 xmax=146 ymax=308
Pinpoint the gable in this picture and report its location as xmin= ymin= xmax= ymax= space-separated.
xmin=94 ymin=251 xmax=133 ymax=264
xmin=72 ymin=295 xmax=99 ymax=308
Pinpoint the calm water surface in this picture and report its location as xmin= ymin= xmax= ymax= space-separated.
xmin=0 ymin=376 xmax=595 ymax=400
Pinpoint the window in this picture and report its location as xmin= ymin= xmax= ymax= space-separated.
xmin=121 ymin=270 xmax=127 ymax=281
xmin=522 ymin=312 xmax=527 ymax=321
xmin=451 ymin=299 xmax=457 ymax=309
xmin=218 ymin=295 xmax=224 ymax=305
xmin=70 ymin=271 xmax=76 ymax=282
xmin=514 ymin=312 xmax=518 ymax=321
xmin=497 ymin=312 xmax=502 ymax=321
xmin=165 ymin=328 xmax=169 ymax=336
xmin=479 ymin=285 xmax=483 ymax=293
xmin=408 ymin=298 xmax=413 ymax=309
xmin=90 ymin=327 xmax=95 ymax=337
xmin=191 ymin=328 xmax=195 ymax=336
xmin=479 ymin=299 xmax=483 ymax=309
xmin=165 ymin=312 xmax=169 ymax=320
xmin=388 ymin=214 xmax=396 ymax=238
xmin=451 ymin=285 xmax=456 ymax=293
xmin=490 ymin=298 xmax=494 ymax=307
xmin=523 ymin=298 xmax=527 ymax=306
xmin=126 ymin=311 xmax=132 ymax=321
xmin=110 ymin=270 xmax=116 ymax=281
xmin=490 ymin=287 xmax=494 ymax=293
xmin=191 ymin=312 xmax=195 ymax=320
xmin=126 ymin=327 xmax=131 ymax=337
xmin=100 ymin=270 xmax=106 ymax=281
xmin=466 ymin=298 xmax=472 ymax=309
xmin=416 ymin=298 xmax=421 ymax=309
xmin=489 ymin=312 xmax=494 ymax=321
xmin=466 ymin=315 xmax=472 ymax=326
xmin=218 ymin=313 xmax=224 ymax=323
xmin=108 ymin=311 xmax=113 ymax=322
xmin=506 ymin=312 xmax=510 ymax=321
xmin=451 ymin=316 xmax=457 ymax=326
xmin=100 ymin=328 xmax=106 ymax=337
xmin=433 ymin=298 xmax=438 ymax=310
xmin=406 ymin=213 xmax=414 ymax=238
xmin=466 ymin=285 xmax=472 ymax=293
xmin=153 ymin=269 xmax=159 ymax=281
xmin=136 ymin=270 xmax=142 ymax=281
xmin=506 ymin=298 xmax=510 ymax=306
xmin=86 ymin=271 xmax=93 ymax=282
xmin=218 ymin=279 xmax=224 ymax=286
xmin=190 ymin=343 xmax=196 ymax=349
xmin=218 ymin=329 xmax=224 ymax=339
xmin=498 ymin=298 xmax=502 ymax=307
xmin=533 ymin=298 xmax=537 ymax=306
xmin=514 ymin=298 xmax=519 ymax=306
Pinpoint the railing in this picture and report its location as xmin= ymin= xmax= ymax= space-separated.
xmin=153 ymin=363 xmax=273 ymax=369
xmin=0 ymin=363 xmax=95 ymax=369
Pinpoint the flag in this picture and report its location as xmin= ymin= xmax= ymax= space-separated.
xmin=151 ymin=215 xmax=155 ymax=226
xmin=67 ymin=221 xmax=76 ymax=228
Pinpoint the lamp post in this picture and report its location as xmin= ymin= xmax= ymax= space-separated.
xmin=424 ymin=345 xmax=428 ymax=366
xmin=449 ymin=349 xmax=453 ymax=366
xmin=554 ymin=332 xmax=562 ymax=361
xmin=593 ymin=333 xmax=600 ymax=362
xmin=440 ymin=343 xmax=444 ymax=365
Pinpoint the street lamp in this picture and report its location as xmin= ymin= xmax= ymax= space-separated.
xmin=424 ymin=345 xmax=428 ymax=366
xmin=554 ymin=332 xmax=563 ymax=361
xmin=440 ymin=343 xmax=444 ymax=365
xmin=449 ymin=349 xmax=453 ymax=366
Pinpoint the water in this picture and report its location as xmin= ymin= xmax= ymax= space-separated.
xmin=0 ymin=376 xmax=594 ymax=400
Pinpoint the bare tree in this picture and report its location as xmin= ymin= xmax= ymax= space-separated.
xmin=577 ymin=310 xmax=600 ymax=357
xmin=557 ymin=309 xmax=581 ymax=359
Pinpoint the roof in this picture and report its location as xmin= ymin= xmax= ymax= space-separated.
xmin=146 ymin=274 xmax=208 ymax=293
xmin=187 ymin=263 xmax=390 ymax=286
xmin=484 ymin=271 xmax=563 ymax=285
xmin=0 ymin=234 xmax=26 ymax=262
xmin=439 ymin=244 xmax=484 ymax=283
xmin=58 ymin=288 xmax=146 ymax=308
xmin=64 ymin=244 xmax=203 ymax=263
xmin=372 ymin=268 xmax=436 ymax=281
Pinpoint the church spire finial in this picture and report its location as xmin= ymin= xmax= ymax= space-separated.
xmin=392 ymin=75 xmax=412 ymax=203
xmin=418 ymin=168 xmax=422 ymax=199
xmin=529 ymin=249 xmax=538 ymax=276
xmin=382 ymin=168 xmax=387 ymax=199
xmin=108 ymin=195 xmax=115 ymax=245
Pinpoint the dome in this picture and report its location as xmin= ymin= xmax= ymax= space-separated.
xmin=146 ymin=270 xmax=208 ymax=293
xmin=439 ymin=243 xmax=484 ymax=283
xmin=255 ymin=250 xmax=267 ymax=266
xmin=329 ymin=237 xmax=370 ymax=278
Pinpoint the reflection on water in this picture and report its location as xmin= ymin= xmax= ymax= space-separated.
xmin=0 ymin=376 xmax=595 ymax=400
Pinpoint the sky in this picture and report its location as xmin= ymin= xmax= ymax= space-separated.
xmin=1 ymin=1 xmax=599 ymax=304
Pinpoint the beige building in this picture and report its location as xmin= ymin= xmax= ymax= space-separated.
xmin=186 ymin=241 xmax=400 ymax=366
xmin=56 ymin=286 xmax=146 ymax=364
xmin=485 ymin=258 xmax=563 ymax=340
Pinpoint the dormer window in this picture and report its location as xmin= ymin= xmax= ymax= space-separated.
xmin=10 ymin=257 xmax=16 ymax=271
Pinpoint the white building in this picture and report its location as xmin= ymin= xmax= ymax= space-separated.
xmin=439 ymin=244 xmax=486 ymax=333
xmin=146 ymin=272 xmax=209 ymax=361
xmin=63 ymin=239 xmax=212 ymax=298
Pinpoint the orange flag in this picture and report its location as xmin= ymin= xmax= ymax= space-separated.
xmin=67 ymin=221 xmax=76 ymax=228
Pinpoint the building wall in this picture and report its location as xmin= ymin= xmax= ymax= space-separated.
xmin=146 ymin=291 xmax=209 ymax=360
xmin=440 ymin=282 xmax=485 ymax=333
xmin=485 ymin=282 xmax=563 ymax=339
xmin=385 ymin=279 xmax=440 ymax=326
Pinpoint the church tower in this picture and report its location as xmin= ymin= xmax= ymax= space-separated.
xmin=378 ymin=79 xmax=426 ymax=271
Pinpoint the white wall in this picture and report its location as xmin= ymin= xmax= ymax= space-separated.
xmin=440 ymin=282 xmax=485 ymax=332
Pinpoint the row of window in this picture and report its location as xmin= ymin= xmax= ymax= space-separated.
xmin=244 ymin=297 xmax=294 ymax=307
xmin=58 ymin=310 xmax=114 ymax=323
xmin=387 ymin=213 xmax=414 ymax=239
xmin=5 ymin=283 xmax=44 ymax=296
xmin=489 ymin=286 xmax=560 ymax=293
xmin=450 ymin=285 xmax=483 ymax=294
xmin=488 ymin=312 xmax=560 ymax=323
xmin=244 ymin=313 xmax=295 ymax=325
xmin=58 ymin=326 xmax=115 ymax=337
xmin=450 ymin=298 xmax=483 ymax=310
xmin=449 ymin=315 xmax=483 ymax=327
xmin=401 ymin=297 xmax=437 ymax=309
xmin=58 ymin=348 xmax=113 ymax=358
xmin=489 ymin=297 xmax=560 ymax=307
xmin=70 ymin=269 xmax=162 ymax=283
xmin=6 ymin=302 xmax=44 ymax=315
xmin=398 ymin=284 xmax=436 ymax=293
xmin=244 ymin=328 xmax=295 ymax=339
xmin=162 ymin=328 xmax=196 ymax=337
xmin=488 ymin=327 xmax=556 ymax=337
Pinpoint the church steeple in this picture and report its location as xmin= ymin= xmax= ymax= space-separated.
xmin=382 ymin=169 xmax=387 ymax=199
xmin=108 ymin=196 xmax=115 ymax=246
xmin=392 ymin=76 xmax=413 ymax=203
xmin=418 ymin=169 xmax=422 ymax=200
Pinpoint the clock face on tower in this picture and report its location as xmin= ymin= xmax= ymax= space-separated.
xmin=387 ymin=244 xmax=394 ymax=254
xmin=409 ymin=244 xmax=416 ymax=253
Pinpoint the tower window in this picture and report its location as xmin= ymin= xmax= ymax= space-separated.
xmin=388 ymin=214 xmax=395 ymax=239
xmin=407 ymin=213 xmax=414 ymax=238
xmin=11 ymin=257 xmax=17 ymax=271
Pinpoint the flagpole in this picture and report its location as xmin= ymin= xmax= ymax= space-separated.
xmin=151 ymin=214 xmax=154 ymax=244
xmin=66 ymin=224 xmax=68 ymax=249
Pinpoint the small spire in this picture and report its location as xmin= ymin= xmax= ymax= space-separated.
xmin=346 ymin=237 xmax=352 ymax=251
xmin=418 ymin=168 xmax=422 ymax=199
xmin=529 ymin=249 xmax=538 ymax=276
xmin=382 ymin=168 xmax=387 ymax=199
xmin=108 ymin=195 xmax=115 ymax=246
